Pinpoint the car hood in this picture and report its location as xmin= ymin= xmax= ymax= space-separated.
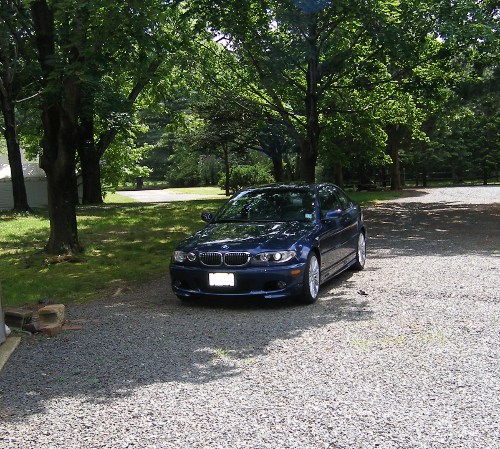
xmin=179 ymin=221 xmax=316 ymax=252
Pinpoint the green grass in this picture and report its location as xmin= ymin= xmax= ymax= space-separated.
xmin=0 ymin=188 xmax=405 ymax=308
xmin=104 ymin=192 xmax=139 ymax=203
xmin=349 ymin=190 xmax=409 ymax=206
xmin=0 ymin=199 xmax=223 ymax=307
xmin=166 ymin=186 xmax=226 ymax=196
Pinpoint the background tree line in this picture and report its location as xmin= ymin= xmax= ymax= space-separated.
xmin=0 ymin=0 xmax=498 ymax=254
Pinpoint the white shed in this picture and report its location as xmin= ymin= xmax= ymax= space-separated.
xmin=0 ymin=153 xmax=48 ymax=210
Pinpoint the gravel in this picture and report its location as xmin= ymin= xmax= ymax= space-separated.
xmin=1 ymin=186 xmax=499 ymax=449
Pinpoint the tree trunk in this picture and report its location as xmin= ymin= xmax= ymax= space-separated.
xmin=300 ymin=19 xmax=321 ymax=183
xmin=333 ymin=161 xmax=343 ymax=187
xmin=32 ymin=0 xmax=82 ymax=254
xmin=0 ymin=38 xmax=30 ymax=212
xmin=299 ymin=142 xmax=317 ymax=182
xmin=389 ymin=147 xmax=401 ymax=190
xmin=78 ymin=111 xmax=103 ymax=204
xmin=1 ymin=94 xmax=30 ymax=211
xmin=40 ymin=89 xmax=82 ymax=254
xmin=45 ymin=161 xmax=81 ymax=254
xmin=387 ymin=140 xmax=401 ymax=191
xmin=386 ymin=124 xmax=407 ymax=191
xmin=271 ymin=154 xmax=284 ymax=182
xmin=223 ymin=142 xmax=230 ymax=196
xmin=381 ymin=166 xmax=388 ymax=188
xmin=79 ymin=151 xmax=102 ymax=203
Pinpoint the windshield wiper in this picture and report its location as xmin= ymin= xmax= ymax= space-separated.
xmin=213 ymin=218 xmax=248 ymax=223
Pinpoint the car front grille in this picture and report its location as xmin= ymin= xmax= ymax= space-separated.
xmin=199 ymin=251 xmax=250 ymax=267
xmin=200 ymin=252 xmax=223 ymax=266
xmin=224 ymin=252 xmax=250 ymax=266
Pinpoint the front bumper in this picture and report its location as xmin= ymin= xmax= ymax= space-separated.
xmin=170 ymin=263 xmax=305 ymax=299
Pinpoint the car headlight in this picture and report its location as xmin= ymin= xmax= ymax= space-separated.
xmin=173 ymin=251 xmax=196 ymax=263
xmin=255 ymin=251 xmax=296 ymax=263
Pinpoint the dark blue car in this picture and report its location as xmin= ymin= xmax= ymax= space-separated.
xmin=170 ymin=183 xmax=366 ymax=304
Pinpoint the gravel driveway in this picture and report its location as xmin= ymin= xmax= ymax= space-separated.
xmin=1 ymin=186 xmax=499 ymax=449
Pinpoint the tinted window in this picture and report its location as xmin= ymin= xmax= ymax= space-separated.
xmin=336 ymin=189 xmax=353 ymax=210
xmin=319 ymin=186 xmax=341 ymax=216
xmin=216 ymin=188 xmax=315 ymax=222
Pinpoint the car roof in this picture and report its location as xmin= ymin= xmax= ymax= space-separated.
xmin=238 ymin=183 xmax=340 ymax=193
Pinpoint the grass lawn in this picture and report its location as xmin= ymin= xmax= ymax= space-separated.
xmin=0 ymin=189 xmax=405 ymax=308
xmin=0 ymin=199 xmax=223 ymax=307
xmin=165 ymin=186 xmax=226 ymax=196
xmin=349 ymin=189 xmax=409 ymax=205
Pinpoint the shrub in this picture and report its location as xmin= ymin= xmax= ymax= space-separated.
xmin=219 ymin=164 xmax=274 ymax=193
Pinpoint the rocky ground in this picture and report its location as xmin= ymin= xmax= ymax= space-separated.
xmin=0 ymin=186 xmax=499 ymax=449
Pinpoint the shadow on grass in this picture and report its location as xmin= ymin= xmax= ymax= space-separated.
xmin=0 ymin=200 xmax=224 ymax=306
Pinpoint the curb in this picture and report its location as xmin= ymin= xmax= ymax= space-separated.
xmin=0 ymin=337 xmax=21 ymax=372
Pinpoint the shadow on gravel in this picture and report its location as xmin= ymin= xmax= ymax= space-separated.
xmin=0 ymin=272 xmax=372 ymax=421
xmin=366 ymin=202 xmax=499 ymax=257
xmin=2 ymin=200 xmax=497 ymax=421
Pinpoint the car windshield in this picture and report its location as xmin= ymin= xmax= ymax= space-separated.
xmin=215 ymin=188 xmax=315 ymax=222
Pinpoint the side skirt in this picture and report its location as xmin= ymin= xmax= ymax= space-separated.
xmin=320 ymin=253 xmax=356 ymax=285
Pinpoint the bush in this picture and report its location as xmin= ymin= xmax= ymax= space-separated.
xmin=219 ymin=164 xmax=274 ymax=193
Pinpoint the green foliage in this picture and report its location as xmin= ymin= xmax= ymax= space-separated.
xmin=218 ymin=164 xmax=274 ymax=193
xmin=2 ymin=0 xmax=498 ymax=203
xmin=198 ymin=155 xmax=224 ymax=185
xmin=166 ymin=146 xmax=202 ymax=187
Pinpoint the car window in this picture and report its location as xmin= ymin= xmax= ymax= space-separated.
xmin=216 ymin=189 xmax=315 ymax=222
xmin=336 ymin=189 xmax=353 ymax=210
xmin=319 ymin=186 xmax=341 ymax=217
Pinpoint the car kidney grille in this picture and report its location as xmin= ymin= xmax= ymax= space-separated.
xmin=200 ymin=252 xmax=223 ymax=266
xmin=224 ymin=252 xmax=250 ymax=266
xmin=199 ymin=251 xmax=250 ymax=266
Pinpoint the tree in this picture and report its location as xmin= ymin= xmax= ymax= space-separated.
xmin=154 ymin=36 xmax=280 ymax=190
xmin=0 ymin=0 xmax=33 ymax=212
xmin=192 ymin=0 xmax=421 ymax=182
xmin=80 ymin=57 xmax=162 ymax=204
xmin=399 ymin=0 xmax=500 ymax=187
xmin=12 ymin=0 xmax=189 ymax=253
xmin=30 ymin=0 xmax=86 ymax=253
xmin=71 ymin=1 xmax=188 ymax=203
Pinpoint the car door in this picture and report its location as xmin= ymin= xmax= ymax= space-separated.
xmin=317 ymin=186 xmax=346 ymax=278
xmin=334 ymin=187 xmax=359 ymax=261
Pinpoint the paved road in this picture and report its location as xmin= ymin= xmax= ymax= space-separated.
xmin=118 ymin=185 xmax=500 ymax=204
xmin=392 ymin=185 xmax=500 ymax=204
xmin=116 ymin=189 xmax=223 ymax=202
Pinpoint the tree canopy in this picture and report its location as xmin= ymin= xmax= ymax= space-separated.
xmin=0 ymin=0 xmax=498 ymax=253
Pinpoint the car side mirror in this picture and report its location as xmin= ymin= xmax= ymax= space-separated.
xmin=201 ymin=212 xmax=214 ymax=223
xmin=323 ymin=209 xmax=342 ymax=221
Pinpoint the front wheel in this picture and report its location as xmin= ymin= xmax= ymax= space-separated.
xmin=299 ymin=252 xmax=320 ymax=304
xmin=352 ymin=232 xmax=366 ymax=271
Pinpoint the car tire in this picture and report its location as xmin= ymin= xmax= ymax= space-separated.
xmin=299 ymin=251 xmax=320 ymax=304
xmin=352 ymin=231 xmax=366 ymax=271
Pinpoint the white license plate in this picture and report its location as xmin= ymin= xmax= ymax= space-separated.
xmin=209 ymin=272 xmax=235 ymax=287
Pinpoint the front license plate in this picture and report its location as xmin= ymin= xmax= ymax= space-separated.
xmin=209 ymin=272 xmax=235 ymax=287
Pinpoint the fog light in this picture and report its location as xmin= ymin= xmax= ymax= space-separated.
xmin=277 ymin=281 xmax=287 ymax=289
xmin=173 ymin=280 xmax=182 ymax=287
